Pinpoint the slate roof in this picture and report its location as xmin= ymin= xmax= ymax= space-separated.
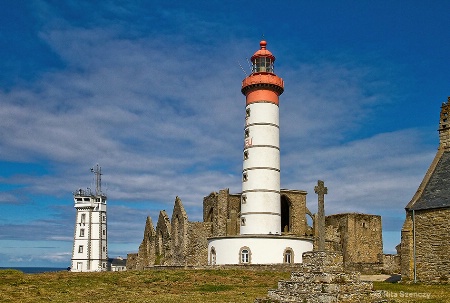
xmin=408 ymin=151 xmax=450 ymax=210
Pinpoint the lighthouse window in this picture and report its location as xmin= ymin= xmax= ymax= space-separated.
xmin=245 ymin=128 xmax=250 ymax=138
xmin=241 ymin=217 xmax=246 ymax=226
xmin=103 ymin=229 xmax=106 ymax=236
xmin=79 ymin=229 xmax=85 ymax=237
xmin=246 ymin=108 xmax=251 ymax=118
xmin=241 ymin=195 xmax=247 ymax=204
xmin=243 ymin=173 xmax=248 ymax=182
xmin=81 ymin=214 xmax=86 ymax=224
xmin=253 ymin=57 xmax=273 ymax=73
xmin=243 ymin=150 xmax=249 ymax=160
xmin=78 ymin=245 xmax=83 ymax=253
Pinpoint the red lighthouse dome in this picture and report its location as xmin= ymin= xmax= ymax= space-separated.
xmin=241 ymin=40 xmax=284 ymax=105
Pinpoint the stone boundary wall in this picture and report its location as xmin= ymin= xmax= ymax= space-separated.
xmin=142 ymin=264 xmax=304 ymax=272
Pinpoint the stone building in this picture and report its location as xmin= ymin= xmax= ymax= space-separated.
xmin=401 ymin=97 xmax=450 ymax=282
xmin=324 ymin=213 xmax=384 ymax=274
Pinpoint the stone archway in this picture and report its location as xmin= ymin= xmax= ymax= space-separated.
xmin=281 ymin=195 xmax=291 ymax=233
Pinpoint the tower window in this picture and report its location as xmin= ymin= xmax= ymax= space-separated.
xmin=103 ymin=229 xmax=106 ymax=236
xmin=243 ymin=173 xmax=248 ymax=182
xmin=78 ymin=245 xmax=83 ymax=253
xmin=243 ymin=150 xmax=249 ymax=160
xmin=246 ymin=108 xmax=251 ymax=118
xmin=241 ymin=217 xmax=246 ymax=226
xmin=241 ymin=195 xmax=247 ymax=204
xmin=81 ymin=214 xmax=86 ymax=224
xmin=79 ymin=229 xmax=85 ymax=237
xmin=102 ymin=215 xmax=106 ymax=222
xmin=245 ymin=128 xmax=250 ymax=138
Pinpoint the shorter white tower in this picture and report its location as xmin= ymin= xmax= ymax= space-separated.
xmin=71 ymin=165 xmax=108 ymax=272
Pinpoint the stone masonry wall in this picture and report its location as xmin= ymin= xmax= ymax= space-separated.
xmin=170 ymin=197 xmax=189 ymax=266
xmin=400 ymin=212 xmax=414 ymax=279
xmin=408 ymin=208 xmax=450 ymax=282
xmin=185 ymin=222 xmax=212 ymax=266
xmin=281 ymin=190 xmax=310 ymax=236
xmin=325 ymin=213 xmax=383 ymax=274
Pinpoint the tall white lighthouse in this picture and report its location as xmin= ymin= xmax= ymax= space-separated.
xmin=71 ymin=165 xmax=108 ymax=272
xmin=207 ymin=40 xmax=313 ymax=265
xmin=240 ymin=40 xmax=284 ymax=235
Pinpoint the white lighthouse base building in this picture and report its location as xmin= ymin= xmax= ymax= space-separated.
xmin=208 ymin=236 xmax=313 ymax=265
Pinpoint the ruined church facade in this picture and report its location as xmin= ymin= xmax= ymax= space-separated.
xmin=127 ymin=188 xmax=387 ymax=273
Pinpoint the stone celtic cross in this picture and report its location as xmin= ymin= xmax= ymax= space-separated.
xmin=314 ymin=180 xmax=328 ymax=251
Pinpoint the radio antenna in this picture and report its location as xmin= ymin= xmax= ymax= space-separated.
xmin=238 ymin=61 xmax=248 ymax=76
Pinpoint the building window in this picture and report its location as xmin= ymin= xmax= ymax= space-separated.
xmin=103 ymin=246 xmax=106 ymax=252
xmin=210 ymin=247 xmax=216 ymax=265
xmin=243 ymin=172 xmax=248 ymax=182
xmin=81 ymin=214 xmax=86 ymax=224
xmin=243 ymin=150 xmax=249 ymax=160
xmin=102 ymin=215 xmax=106 ymax=222
xmin=78 ymin=245 xmax=83 ymax=253
xmin=241 ymin=217 xmax=246 ymax=226
xmin=102 ymin=229 xmax=106 ymax=236
xmin=245 ymin=128 xmax=250 ymax=138
xmin=283 ymin=248 xmax=293 ymax=264
xmin=80 ymin=229 xmax=85 ymax=237
xmin=241 ymin=195 xmax=247 ymax=204
xmin=239 ymin=247 xmax=251 ymax=264
xmin=246 ymin=108 xmax=251 ymax=118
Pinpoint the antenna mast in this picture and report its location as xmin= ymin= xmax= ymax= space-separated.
xmin=91 ymin=164 xmax=102 ymax=196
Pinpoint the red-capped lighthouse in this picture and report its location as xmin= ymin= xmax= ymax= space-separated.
xmin=240 ymin=40 xmax=284 ymax=235
xmin=207 ymin=40 xmax=312 ymax=265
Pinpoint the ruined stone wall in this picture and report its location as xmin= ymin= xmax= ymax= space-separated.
xmin=185 ymin=222 xmax=212 ymax=266
xmin=170 ymin=197 xmax=189 ymax=266
xmin=155 ymin=210 xmax=171 ymax=265
xmin=281 ymin=190 xmax=310 ymax=236
xmin=400 ymin=212 xmax=414 ymax=279
xmin=126 ymin=253 xmax=138 ymax=270
xmin=325 ymin=213 xmax=383 ymax=274
xmin=403 ymin=208 xmax=450 ymax=282
xmin=382 ymin=254 xmax=401 ymax=274
xmin=135 ymin=217 xmax=156 ymax=269
xmin=226 ymin=194 xmax=241 ymax=236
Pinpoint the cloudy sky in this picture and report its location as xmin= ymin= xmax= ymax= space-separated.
xmin=1 ymin=1 xmax=449 ymax=267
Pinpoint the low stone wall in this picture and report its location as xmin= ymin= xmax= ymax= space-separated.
xmin=382 ymin=254 xmax=401 ymax=274
xmin=143 ymin=263 xmax=303 ymax=272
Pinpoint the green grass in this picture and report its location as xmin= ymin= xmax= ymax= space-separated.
xmin=374 ymin=281 xmax=449 ymax=303
xmin=0 ymin=269 xmax=449 ymax=303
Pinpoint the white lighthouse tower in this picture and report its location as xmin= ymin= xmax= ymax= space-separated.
xmin=71 ymin=165 xmax=108 ymax=272
xmin=207 ymin=40 xmax=313 ymax=265
xmin=240 ymin=40 xmax=283 ymax=235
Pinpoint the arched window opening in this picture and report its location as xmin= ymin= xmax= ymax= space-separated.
xmin=281 ymin=195 xmax=291 ymax=233
xmin=210 ymin=247 xmax=216 ymax=265
xmin=206 ymin=208 xmax=214 ymax=223
xmin=283 ymin=248 xmax=294 ymax=264
xmin=239 ymin=246 xmax=251 ymax=264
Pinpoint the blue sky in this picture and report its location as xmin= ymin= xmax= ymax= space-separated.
xmin=1 ymin=1 xmax=449 ymax=267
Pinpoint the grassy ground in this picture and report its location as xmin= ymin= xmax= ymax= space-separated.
xmin=0 ymin=268 xmax=448 ymax=303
